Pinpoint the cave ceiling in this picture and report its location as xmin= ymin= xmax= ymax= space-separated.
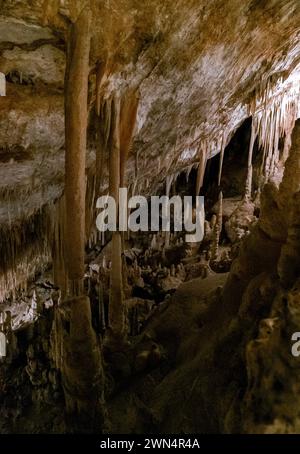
xmin=0 ymin=0 xmax=300 ymax=223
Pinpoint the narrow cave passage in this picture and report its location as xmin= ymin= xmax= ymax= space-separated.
xmin=0 ymin=0 xmax=300 ymax=441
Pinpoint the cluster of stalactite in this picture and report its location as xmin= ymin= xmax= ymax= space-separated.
xmin=203 ymin=76 xmax=300 ymax=264
xmin=0 ymin=207 xmax=53 ymax=302
xmin=2 ymin=79 xmax=300 ymax=304
xmin=153 ymin=77 xmax=300 ymax=215
xmin=245 ymin=76 xmax=300 ymax=200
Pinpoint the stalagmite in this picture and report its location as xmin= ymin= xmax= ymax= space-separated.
xmin=281 ymin=130 xmax=292 ymax=165
xmin=211 ymin=191 xmax=223 ymax=261
xmin=98 ymin=280 xmax=106 ymax=333
xmin=171 ymin=264 xmax=175 ymax=277
xmin=151 ymin=234 xmax=157 ymax=250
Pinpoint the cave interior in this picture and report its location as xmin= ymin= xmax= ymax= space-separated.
xmin=1 ymin=0 xmax=300 ymax=435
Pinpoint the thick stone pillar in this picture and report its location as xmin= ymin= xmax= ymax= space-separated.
xmin=64 ymin=8 xmax=91 ymax=293
xmin=59 ymin=9 xmax=105 ymax=433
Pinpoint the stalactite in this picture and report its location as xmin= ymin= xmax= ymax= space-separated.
xmin=132 ymin=178 xmax=138 ymax=197
xmin=97 ymin=98 xmax=112 ymax=189
xmin=244 ymin=122 xmax=257 ymax=201
xmin=119 ymin=89 xmax=139 ymax=298
xmin=86 ymin=103 xmax=109 ymax=245
xmin=185 ymin=164 xmax=194 ymax=183
xmin=195 ymin=148 xmax=207 ymax=196
xmin=249 ymin=75 xmax=300 ymax=186
xmin=85 ymin=96 xmax=113 ymax=249
xmin=135 ymin=148 xmax=140 ymax=180
xmin=95 ymin=61 xmax=107 ymax=117
xmin=119 ymin=89 xmax=139 ymax=187
xmin=217 ymin=132 xmax=227 ymax=187
xmin=158 ymin=156 xmax=162 ymax=172
xmin=165 ymin=174 xmax=173 ymax=198
xmin=0 ymin=207 xmax=52 ymax=302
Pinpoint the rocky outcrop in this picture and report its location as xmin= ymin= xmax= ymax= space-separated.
xmin=220 ymin=120 xmax=300 ymax=433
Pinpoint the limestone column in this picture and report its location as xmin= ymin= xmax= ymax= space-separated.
xmin=60 ymin=9 xmax=105 ymax=433
xmin=107 ymin=95 xmax=126 ymax=344
xmin=64 ymin=8 xmax=91 ymax=294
